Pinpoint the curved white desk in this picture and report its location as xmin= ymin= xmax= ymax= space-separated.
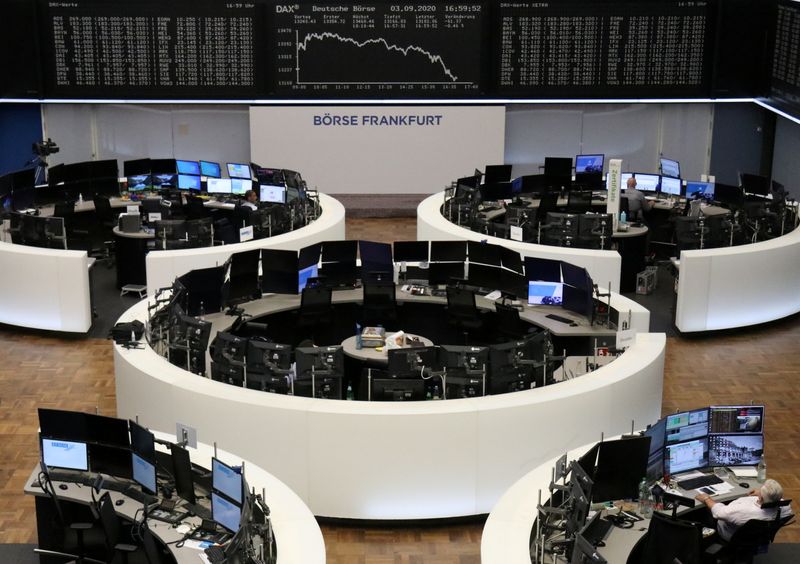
xmin=0 ymin=239 xmax=92 ymax=332
xmin=417 ymin=192 xmax=623 ymax=293
xmin=144 ymin=193 xmax=346 ymax=295
xmin=675 ymin=223 xmax=800 ymax=332
xmin=115 ymin=294 xmax=664 ymax=521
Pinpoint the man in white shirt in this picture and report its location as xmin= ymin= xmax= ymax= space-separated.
xmin=242 ymin=190 xmax=259 ymax=210
xmin=695 ymin=479 xmax=794 ymax=541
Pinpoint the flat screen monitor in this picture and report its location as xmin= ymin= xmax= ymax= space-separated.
xmin=86 ymin=414 xmax=130 ymax=448
xmin=387 ymin=346 xmax=438 ymax=379
xmin=170 ymin=443 xmax=196 ymax=504
xmin=467 ymin=240 xmax=501 ymax=266
xmin=359 ymin=240 xmax=393 ymax=267
xmin=430 ymin=240 xmax=467 ymax=262
xmin=131 ymin=452 xmax=157 ymax=494
xmin=709 ymin=405 xmax=764 ymax=435
xmin=528 ymin=281 xmax=563 ymax=305
xmin=664 ymin=437 xmax=709 ymax=475
xmin=740 ymin=173 xmax=770 ymax=196
xmin=686 ymin=181 xmax=715 ymax=199
xmin=127 ymin=175 xmax=152 ymax=192
xmin=561 ymin=262 xmax=591 ymax=290
xmin=298 ymin=264 xmax=319 ymax=292
xmin=370 ymin=378 xmax=426 ymax=401
xmin=468 ymin=263 xmax=501 ymax=290
xmin=708 ymin=434 xmax=764 ymax=467
xmin=230 ymin=179 xmax=251 ymax=195
xmin=151 ymin=173 xmax=175 ymax=188
xmin=261 ymin=249 xmax=299 ymax=295
xmin=571 ymin=532 xmax=608 ymax=564
xmin=660 ymin=176 xmax=682 ymax=197
xmin=200 ymin=160 xmax=222 ymax=178
xmin=427 ymin=261 xmax=465 ymax=285
xmin=41 ymin=438 xmax=89 ymax=471
xmin=123 ymin=158 xmax=151 ymax=177
xmin=322 ymin=240 xmax=358 ymax=263
xmin=211 ymin=491 xmax=242 ymax=533
xmin=713 ymin=183 xmax=743 ymax=206
xmin=207 ymin=178 xmax=232 ymax=194
xmin=260 ymin=184 xmax=285 ymax=203
xmin=660 ymin=157 xmax=681 ymax=178
xmin=562 ymin=284 xmax=593 ymax=318
xmin=177 ymin=174 xmax=201 ymax=191
xmin=544 ymin=157 xmax=573 ymax=180
xmin=629 ymin=173 xmax=660 ymax=193
xmin=483 ymin=164 xmax=513 ymax=184
xmin=644 ymin=417 xmax=667 ymax=481
xmin=89 ymin=444 xmax=132 ymax=479
xmin=176 ymin=160 xmax=200 ymax=176
xmin=150 ymin=159 xmax=176 ymax=175
xmin=212 ymin=458 xmax=243 ymax=505
xmin=575 ymin=154 xmax=604 ymax=175
xmin=38 ymin=408 xmax=88 ymax=443
xmin=591 ymin=436 xmax=650 ymax=502
xmin=227 ymin=163 xmax=252 ymax=179
xmin=500 ymin=247 xmax=523 ymax=274
xmin=524 ymin=256 xmax=562 ymax=283
xmin=298 ymin=243 xmax=321 ymax=269
xmin=393 ymin=241 xmax=428 ymax=262
xmin=665 ymin=408 xmax=709 ymax=444
xmin=129 ymin=420 xmax=155 ymax=462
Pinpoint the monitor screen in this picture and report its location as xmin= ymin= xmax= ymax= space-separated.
xmin=230 ymin=179 xmax=251 ymax=195
xmin=665 ymin=437 xmax=709 ymax=474
xmin=200 ymin=161 xmax=222 ymax=178
xmin=322 ymin=240 xmax=358 ymax=263
xmin=660 ymin=158 xmax=681 ymax=178
xmin=660 ymin=176 xmax=682 ymax=196
xmin=207 ymin=178 xmax=232 ymax=194
xmin=500 ymin=247 xmax=524 ymax=274
xmin=176 ymin=160 xmax=201 ymax=176
xmin=42 ymin=438 xmax=89 ymax=471
xmin=708 ymin=434 xmax=764 ymax=467
xmin=177 ymin=174 xmax=201 ymax=191
xmin=127 ymin=174 xmax=151 ymax=192
xmin=150 ymin=159 xmax=176 ymax=175
xmin=686 ymin=181 xmax=715 ymax=199
xmin=483 ymin=164 xmax=513 ymax=184
xmin=393 ymin=241 xmax=428 ymax=262
xmin=592 ymin=436 xmax=651 ymax=502
xmin=123 ymin=158 xmax=151 ymax=177
xmin=227 ymin=163 xmax=251 ymax=179
xmin=129 ymin=420 xmax=155 ymax=462
xmin=467 ymin=240 xmax=501 ymax=266
xmin=524 ymin=257 xmax=562 ymax=283
xmin=298 ymin=264 xmax=319 ymax=292
xmin=575 ymin=154 xmax=604 ymax=174
xmin=430 ymin=240 xmax=467 ymax=262
xmin=740 ymin=173 xmax=770 ymax=196
xmin=629 ymin=173 xmax=660 ymax=192
xmin=528 ymin=281 xmax=563 ymax=305
xmin=298 ymin=243 xmax=321 ymax=269
xmin=38 ymin=408 xmax=87 ymax=442
xmin=260 ymin=184 xmax=285 ymax=203
xmin=170 ymin=443 xmax=196 ymax=504
xmin=644 ymin=418 xmax=667 ymax=481
xmin=212 ymin=458 xmax=243 ymax=505
xmin=713 ymin=183 xmax=743 ymax=206
xmin=665 ymin=408 xmax=709 ymax=444
xmin=151 ymin=173 xmax=175 ymax=187
xmin=86 ymin=414 xmax=130 ymax=448
xmin=131 ymin=452 xmax=157 ymax=494
xmin=544 ymin=157 xmax=573 ymax=179
xmin=212 ymin=491 xmax=242 ymax=533
xmin=709 ymin=405 xmax=764 ymax=435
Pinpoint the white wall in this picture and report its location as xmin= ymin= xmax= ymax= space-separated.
xmin=249 ymin=106 xmax=505 ymax=194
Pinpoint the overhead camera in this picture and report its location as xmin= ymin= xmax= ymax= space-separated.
xmin=32 ymin=138 xmax=59 ymax=157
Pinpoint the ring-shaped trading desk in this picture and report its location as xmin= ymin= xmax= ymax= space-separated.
xmin=24 ymin=431 xmax=325 ymax=564
xmin=114 ymin=286 xmax=662 ymax=521
xmin=417 ymin=192 xmax=644 ymax=294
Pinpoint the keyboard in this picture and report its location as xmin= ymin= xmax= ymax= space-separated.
xmin=184 ymin=502 xmax=213 ymax=520
xmin=677 ymin=474 xmax=723 ymax=491
xmin=204 ymin=545 xmax=227 ymax=564
xmin=545 ymin=313 xmax=575 ymax=325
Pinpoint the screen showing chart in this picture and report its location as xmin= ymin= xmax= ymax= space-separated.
xmin=660 ymin=176 xmax=682 ymax=197
xmin=666 ymin=408 xmax=709 ymax=444
xmin=207 ymin=179 xmax=232 ymax=194
xmin=270 ymin=2 xmax=486 ymax=97
xmin=709 ymin=405 xmax=764 ymax=435
xmin=665 ymin=437 xmax=708 ymax=474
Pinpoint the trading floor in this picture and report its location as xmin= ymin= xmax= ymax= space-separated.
xmin=0 ymin=217 xmax=798 ymax=564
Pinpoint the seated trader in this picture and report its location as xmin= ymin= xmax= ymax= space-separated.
xmin=242 ymin=190 xmax=259 ymax=210
xmin=695 ymin=479 xmax=794 ymax=541
xmin=623 ymin=177 xmax=653 ymax=221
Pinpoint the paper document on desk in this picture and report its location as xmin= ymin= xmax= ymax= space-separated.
xmin=730 ymin=466 xmax=758 ymax=478
xmin=707 ymin=482 xmax=735 ymax=495
xmin=484 ymin=290 xmax=502 ymax=301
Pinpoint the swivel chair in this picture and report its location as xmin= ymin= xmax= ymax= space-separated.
xmin=566 ymin=189 xmax=593 ymax=214
xmin=493 ymin=302 xmax=529 ymax=340
xmin=183 ymin=195 xmax=208 ymax=220
xmin=92 ymin=196 xmax=118 ymax=265
xmin=674 ymin=216 xmax=709 ymax=252
xmin=97 ymin=492 xmax=138 ymax=564
xmin=446 ymin=286 xmax=483 ymax=342
xmin=637 ymin=511 xmax=703 ymax=564
xmin=705 ymin=499 xmax=794 ymax=564
xmin=362 ymin=281 xmax=398 ymax=327
xmin=296 ymin=285 xmax=333 ymax=341
xmin=534 ymin=192 xmax=559 ymax=228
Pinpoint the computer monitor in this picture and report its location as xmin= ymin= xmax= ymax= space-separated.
xmin=38 ymin=408 xmax=88 ymax=443
xmin=664 ymin=437 xmax=709 ymax=475
xmin=427 ymin=262 xmax=465 ymax=285
xmin=468 ymin=263 xmax=501 ymax=291
xmin=124 ymin=158 xmax=151 ymax=177
xmin=430 ymin=240 xmax=467 ymax=262
xmin=177 ymin=174 xmax=201 ymax=191
xmin=175 ymin=160 xmax=200 ymax=176
xmin=561 ymin=262 xmax=591 ymax=290
xmin=200 ymin=160 xmax=222 ymax=178
xmin=660 ymin=157 xmax=681 ymax=178
xmin=644 ymin=417 xmax=667 ymax=481
xmin=227 ymin=163 xmax=251 ymax=179
xmin=660 ymin=176 xmax=683 ymax=197
xmin=298 ymin=264 xmax=319 ymax=292
xmin=177 ymin=265 xmax=226 ymax=316
xmin=480 ymin=180 xmax=515 ymax=201
xmin=360 ymin=240 xmax=393 ymax=282
xmin=591 ymin=436 xmax=651 ymax=502
xmin=212 ymin=458 xmax=243 ymax=505
xmin=686 ymin=181 xmax=715 ymax=200
xmin=708 ymin=434 xmax=763 ymax=467
xmin=170 ymin=443 xmax=196 ymax=504
xmin=571 ymin=533 xmax=607 ymax=564
xmin=740 ymin=173 xmax=770 ymax=196
xmin=712 ymin=183 xmax=743 ymax=206
xmin=544 ymin=157 xmax=573 ymax=182
xmin=294 ymin=346 xmax=344 ymax=397
xmin=86 ymin=414 xmax=130 ymax=448
xmin=499 ymin=247 xmax=523 ymax=274
xmin=665 ymin=408 xmax=709 ymax=444
xmin=129 ymin=420 xmax=156 ymax=462
xmin=211 ymin=491 xmax=242 ymax=533
xmin=575 ymin=154 xmax=604 ymax=175
xmin=439 ymin=345 xmax=488 ymax=398
xmin=528 ymin=281 xmax=563 ymax=305
xmin=393 ymin=241 xmax=428 ymax=263
xmin=467 ymin=240 xmax=501 ymax=266
xmin=322 ymin=240 xmax=358 ymax=264
xmin=230 ymin=179 xmax=252 ymax=195
xmin=628 ymin=173 xmax=660 ymax=193
xmin=370 ymin=378 xmax=426 ymax=401
xmin=483 ymin=164 xmax=513 ymax=184
xmin=150 ymin=158 xmax=176 ymax=175
xmin=488 ymin=335 xmax=545 ymax=393
xmin=151 ymin=173 xmax=175 ymax=188
xmin=259 ymin=184 xmax=285 ymax=203
xmin=247 ymin=341 xmax=292 ymax=378
xmin=206 ymin=178 xmax=232 ymax=194
xmin=387 ymin=347 xmax=438 ymax=379
xmin=131 ymin=452 xmax=157 ymax=494
xmin=88 ymin=443 xmax=130 ymax=479
xmin=524 ymin=257 xmax=562 ymax=283
xmin=261 ymin=248 xmax=299 ymax=295
xmin=127 ymin=174 xmax=151 ymax=192
xmin=709 ymin=405 xmax=764 ymax=434
xmin=41 ymin=438 xmax=89 ymax=471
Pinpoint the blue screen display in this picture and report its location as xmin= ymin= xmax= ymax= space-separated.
xmin=132 ymin=452 xmax=157 ymax=493
xmin=227 ymin=163 xmax=251 ymax=179
xmin=298 ymin=264 xmax=319 ymax=292
xmin=686 ymin=181 xmax=715 ymax=199
xmin=200 ymin=161 xmax=221 ymax=178
xmin=528 ymin=281 xmax=563 ymax=305
xmin=176 ymin=160 xmax=201 ymax=175
xmin=212 ymin=458 xmax=243 ymax=504
xmin=177 ymin=174 xmax=201 ymax=190
xmin=212 ymin=491 xmax=242 ymax=533
xmin=575 ymin=154 xmax=604 ymax=174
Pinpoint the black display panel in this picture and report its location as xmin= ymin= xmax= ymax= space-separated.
xmin=768 ymin=1 xmax=800 ymax=119
xmin=39 ymin=0 xmax=265 ymax=99
xmin=1 ymin=0 xmax=42 ymax=97
xmin=269 ymin=0 xmax=486 ymax=98
xmin=494 ymin=0 xmax=715 ymax=98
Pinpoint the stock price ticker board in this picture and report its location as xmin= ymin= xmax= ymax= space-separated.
xmin=269 ymin=2 xmax=487 ymax=97
xmin=769 ymin=0 xmax=800 ymax=116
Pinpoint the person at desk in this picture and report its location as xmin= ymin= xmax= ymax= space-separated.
xmin=242 ymin=190 xmax=259 ymax=210
xmin=695 ymin=479 xmax=794 ymax=541
xmin=623 ymin=177 xmax=653 ymax=221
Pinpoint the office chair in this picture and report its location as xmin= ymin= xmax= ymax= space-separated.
xmin=362 ymin=281 xmax=398 ymax=327
xmin=493 ymin=302 xmax=531 ymax=340
xmin=97 ymin=492 xmax=138 ymax=564
xmin=296 ymin=285 xmax=333 ymax=340
xmin=534 ymin=192 xmax=559 ymax=227
xmin=566 ymin=190 xmax=593 ymax=214
xmin=183 ymin=195 xmax=208 ymax=220
xmin=186 ymin=218 xmax=213 ymax=248
xmin=140 ymin=198 xmax=169 ymax=220
xmin=92 ymin=196 xmax=118 ymax=265
xmin=212 ymin=218 xmax=238 ymax=245
xmin=446 ymin=286 xmax=483 ymax=342
xmin=637 ymin=512 xmax=703 ymax=564
xmin=141 ymin=525 xmax=164 ymax=564
xmin=674 ymin=216 xmax=710 ymax=252
xmin=705 ymin=500 xmax=794 ymax=564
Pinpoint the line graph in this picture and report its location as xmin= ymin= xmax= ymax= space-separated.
xmin=271 ymin=2 xmax=484 ymax=96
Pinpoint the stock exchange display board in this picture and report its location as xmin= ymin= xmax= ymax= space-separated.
xmin=769 ymin=1 xmax=800 ymax=115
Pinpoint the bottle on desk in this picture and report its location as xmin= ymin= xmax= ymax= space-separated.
xmin=638 ymin=478 xmax=654 ymax=518
xmin=355 ymin=323 xmax=362 ymax=350
xmin=757 ymin=456 xmax=767 ymax=482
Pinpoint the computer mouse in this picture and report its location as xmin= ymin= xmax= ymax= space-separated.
xmin=115 ymin=499 xmax=125 ymax=506
xmin=58 ymin=484 xmax=68 ymax=490
xmin=739 ymin=482 xmax=749 ymax=489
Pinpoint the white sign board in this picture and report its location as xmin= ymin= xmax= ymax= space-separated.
xmin=606 ymin=158 xmax=623 ymax=231
xmin=239 ymin=225 xmax=254 ymax=242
